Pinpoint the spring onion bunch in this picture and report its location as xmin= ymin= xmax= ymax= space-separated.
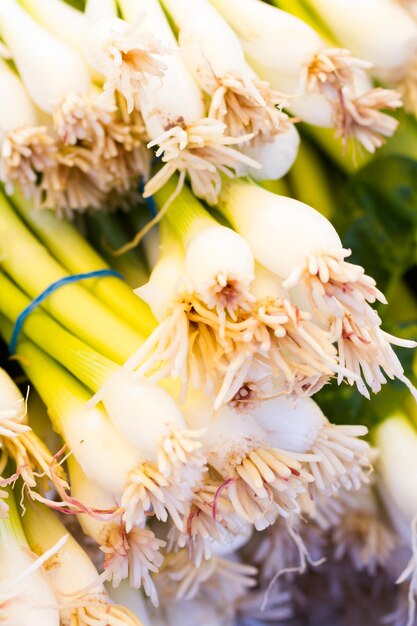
xmin=129 ymin=178 xmax=347 ymax=411
xmin=0 ymin=0 xmax=407 ymax=219
xmin=0 ymin=167 xmax=414 ymax=623
xmin=0 ymin=0 xmax=417 ymax=623
xmin=0 ymin=0 xmax=151 ymax=215
xmin=210 ymin=0 xmax=403 ymax=152
xmin=217 ymin=178 xmax=417 ymax=400
xmin=160 ymin=0 xmax=301 ymax=182
xmin=303 ymin=0 xmax=417 ymax=115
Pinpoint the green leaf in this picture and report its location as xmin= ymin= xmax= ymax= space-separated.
xmin=336 ymin=155 xmax=417 ymax=294
xmin=65 ymin=0 xmax=85 ymax=9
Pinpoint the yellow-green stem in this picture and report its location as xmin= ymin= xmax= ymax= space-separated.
xmin=20 ymin=496 xmax=72 ymax=556
xmin=217 ymin=176 xmax=252 ymax=226
xmin=270 ymin=0 xmax=335 ymax=44
xmin=288 ymin=138 xmax=335 ymax=219
xmin=302 ymin=125 xmax=368 ymax=174
xmin=0 ymin=193 xmax=145 ymax=363
xmin=12 ymin=193 xmax=156 ymax=333
xmin=386 ymin=280 xmax=417 ymax=324
xmin=3 ymin=329 xmax=100 ymax=439
xmin=0 ymin=486 xmax=27 ymax=546
xmin=154 ymin=176 xmax=215 ymax=245
xmin=304 ymin=113 xmax=417 ymax=174
xmin=259 ymin=177 xmax=289 ymax=196
xmin=0 ymin=272 xmax=116 ymax=391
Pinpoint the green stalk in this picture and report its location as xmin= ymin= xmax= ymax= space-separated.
xmin=12 ymin=192 xmax=156 ymax=333
xmin=287 ymin=138 xmax=335 ymax=219
xmin=259 ymin=177 xmax=289 ymax=196
xmin=20 ymin=496 xmax=72 ymax=556
xmin=84 ymin=211 xmax=149 ymax=289
xmin=0 ymin=272 xmax=117 ymax=392
xmin=302 ymin=125 xmax=368 ymax=174
xmin=0 ymin=317 xmax=101 ymax=441
xmin=154 ymin=176 xmax=215 ymax=244
xmin=270 ymin=0 xmax=335 ymax=44
xmin=0 ymin=193 xmax=145 ymax=363
xmin=27 ymin=388 xmax=62 ymax=454
xmin=386 ymin=280 xmax=417 ymax=324
xmin=0 ymin=486 xmax=27 ymax=547
xmin=304 ymin=113 xmax=417 ymax=174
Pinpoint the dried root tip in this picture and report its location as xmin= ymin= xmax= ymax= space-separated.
xmin=50 ymin=94 xmax=151 ymax=212
xmin=40 ymin=146 xmax=107 ymax=217
xmin=309 ymin=423 xmax=372 ymax=495
xmin=303 ymin=47 xmax=372 ymax=100
xmin=125 ymin=300 xmax=227 ymax=402
xmin=61 ymin=597 xmax=142 ymax=626
xmin=0 ymin=126 xmax=56 ymax=197
xmin=303 ymin=48 xmax=402 ymax=151
xmin=90 ymin=15 xmax=170 ymax=114
xmin=236 ymin=589 xmax=294 ymax=624
xmin=144 ymin=117 xmax=259 ymax=205
xmin=128 ymin=292 xmax=342 ymax=415
xmin=217 ymin=448 xmax=314 ymax=526
xmin=54 ymin=92 xmax=116 ymax=149
xmin=230 ymin=298 xmax=342 ymax=404
xmin=0 ymin=398 xmax=29 ymax=439
xmin=333 ymin=508 xmax=397 ymax=574
xmin=157 ymin=428 xmax=205 ymax=478
xmin=284 ymin=248 xmax=417 ymax=398
xmin=335 ymin=88 xmax=402 ymax=152
xmin=199 ymin=272 xmax=256 ymax=319
xmin=101 ymin=523 xmax=165 ymax=606
xmin=0 ymin=473 xmax=16 ymax=519
xmin=213 ymin=477 xmax=275 ymax=531
xmin=156 ymin=549 xmax=257 ymax=602
xmin=2 ymin=431 xmax=68 ymax=496
xmin=173 ymin=481 xmax=243 ymax=566
xmin=212 ymin=297 xmax=341 ymax=409
xmin=234 ymin=447 xmax=314 ymax=500
xmin=122 ymin=462 xmax=190 ymax=532
xmin=229 ymin=380 xmax=265 ymax=413
xmin=55 ymin=94 xmax=149 ymax=162
xmin=208 ymin=73 xmax=289 ymax=138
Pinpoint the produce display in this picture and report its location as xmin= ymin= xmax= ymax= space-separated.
xmin=1 ymin=0 xmax=417 ymax=625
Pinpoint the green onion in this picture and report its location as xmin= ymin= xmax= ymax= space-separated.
xmin=0 ymin=487 xmax=60 ymax=626
xmin=11 ymin=191 xmax=156 ymax=334
xmin=0 ymin=192 xmax=145 ymax=362
xmin=287 ymin=137 xmax=336 ymax=219
xmin=21 ymin=498 xmax=142 ymax=626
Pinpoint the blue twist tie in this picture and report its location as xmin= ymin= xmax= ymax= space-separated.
xmin=10 ymin=269 xmax=123 ymax=354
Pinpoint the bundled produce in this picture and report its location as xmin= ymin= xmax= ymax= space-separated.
xmin=0 ymin=1 xmax=417 ymax=625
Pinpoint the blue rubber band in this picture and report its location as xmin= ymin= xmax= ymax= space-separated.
xmin=145 ymin=194 xmax=157 ymax=218
xmin=139 ymin=177 xmax=157 ymax=218
xmin=9 ymin=269 xmax=124 ymax=354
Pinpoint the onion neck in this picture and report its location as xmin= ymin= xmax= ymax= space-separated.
xmin=154 ymin=175 xmax=216 ymax=246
